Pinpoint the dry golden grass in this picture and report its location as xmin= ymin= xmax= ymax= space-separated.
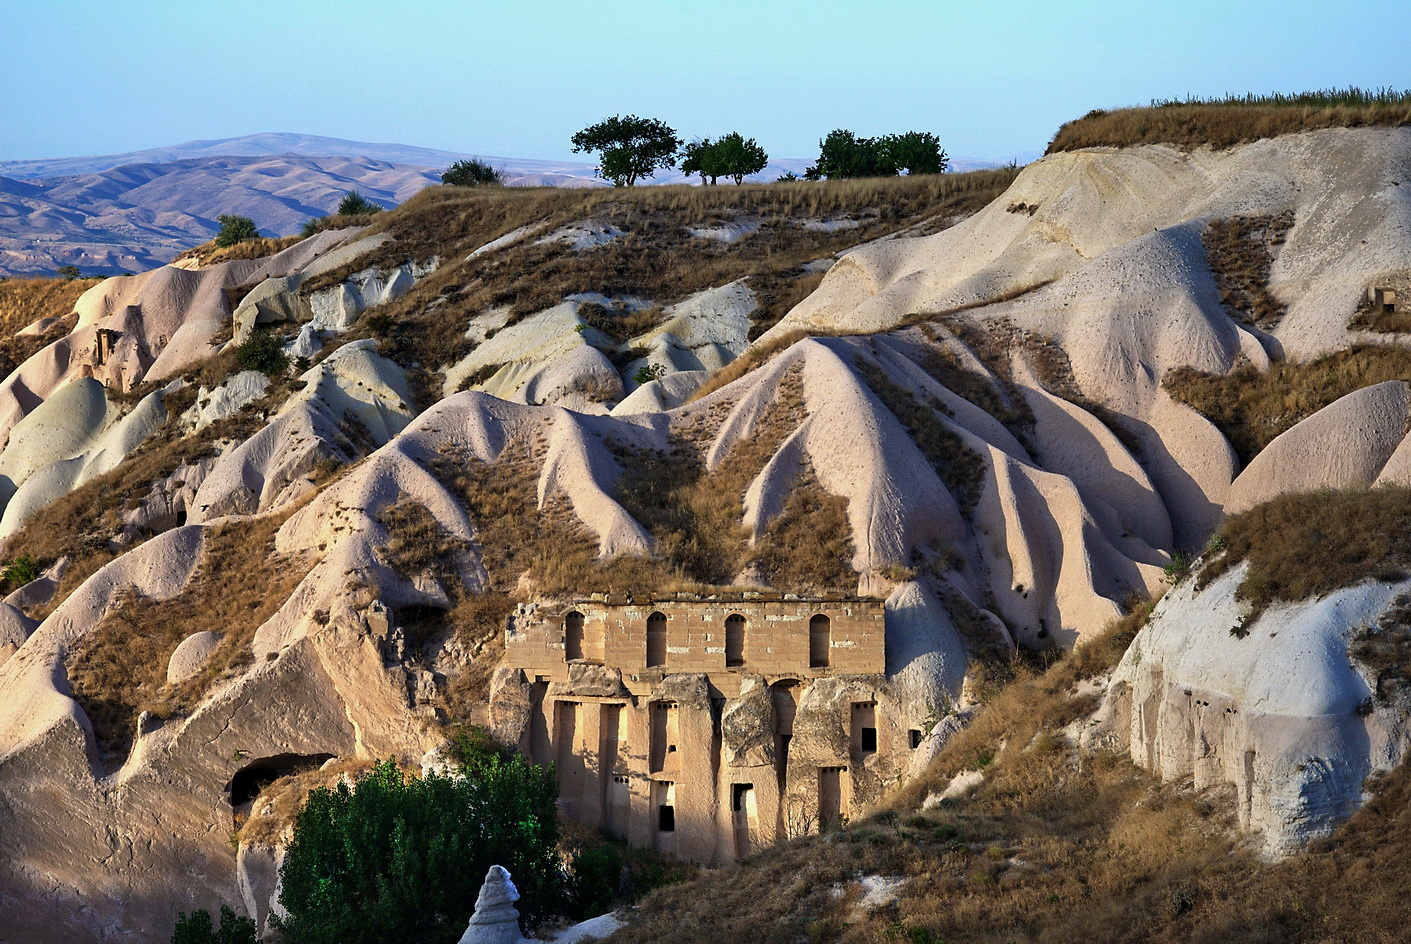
xmin=1203 ymin=211 xmax=1294 ymax=329
xmin=64 ymin=512 xmax=314 ymax=771
xmin=0 ymin=277 xmax=94 ymax=383
xmin=1048 ymin=89 xmax=1411 ymax=152
xmin=426 ymin=368 xmax=856 ymax=604
xmin=0 ymin=275 xmax=101 ymax=335
xmin=1164 ymin=345 xmax=1411 ymax=467
xmin=744 ymin=466 xmax=855 ymax=593
xmin=1199 ymin=485 xmax=1411 ymax=623
xmin=171 ymin=235 xmax=304 ymax=268
xmin=911 ymin=325 xmax=1035 ymax=448
xmin=613 ymin=366 xmax=860 ymax=592
xmin=294 ymin=171 xmax=1018 ymax=408
xmin=0 ymin=312 xmax=77 ymax=385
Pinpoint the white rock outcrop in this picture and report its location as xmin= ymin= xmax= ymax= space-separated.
xmin=457 ymin=865 xmax=526 ymax=944
xmin=1090 ymin=564 xmax=1408 ymax=856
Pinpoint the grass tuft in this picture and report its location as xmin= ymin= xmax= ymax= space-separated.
xmin=1047 ymin=87 xmax=1411 ymax=152
xmin=1164 ymin=345 xmax=1411 ymax=468
xmin=1199 ymin=485 xmax=1411 ymax=623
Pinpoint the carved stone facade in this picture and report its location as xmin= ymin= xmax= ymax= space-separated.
xmin=490 ymin=594 xmax=931 ymax=864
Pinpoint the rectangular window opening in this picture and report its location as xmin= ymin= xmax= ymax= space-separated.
xmin=909 ymin=729 xmax=923 ymax=750
xmin=732 ymin=783 xmax=753 ymax=812
xmin=658 ymin=804 xmax=676 ymax=832
xmin=861 ymin=727 xmax=877 ymax=752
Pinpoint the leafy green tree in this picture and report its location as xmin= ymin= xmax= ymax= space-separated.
xmin=56 ymin=264 xmax=81 ymax=281
xmin=171 ymin=905 xmax=257 ymax=944
xmin=336 ymin=191 xmax=382 ymax=215
xmin=214 ymin=215 xmax=260 ymax=247
xmin=442 ymin=158 xmax=503 ymax=187
xmin=571 ymin=115 xmax=681 ymax=187
xmin=804 ymin=130 xmax=898 ymax=180
xmin=882 ymin=131 xmax=948 ymax=175
xmin=273 ymin=749 xmax=562 ymax=944
xmin=804 ymin=129 xmax=947 ymax=179
xmin=711 ymin=132 xmax=769 ymax=184
xmin=680 ymin=138 xmax=718 ymax=185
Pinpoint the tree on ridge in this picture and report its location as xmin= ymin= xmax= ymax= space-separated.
xmin=571 ymin=115 xmax=681 ymax=187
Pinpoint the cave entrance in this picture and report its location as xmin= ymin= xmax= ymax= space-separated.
xmin=392 ymin=603 xmax=451 ymax=663
xmin=226 ymin=753 xmax=334 ymax=826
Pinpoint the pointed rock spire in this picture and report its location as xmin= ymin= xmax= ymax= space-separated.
xmin=457 ymin=865 xmax=527 ymax=944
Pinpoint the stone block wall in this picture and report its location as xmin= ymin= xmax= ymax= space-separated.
xmin=492 ymin=594 xmax=929 ymax=864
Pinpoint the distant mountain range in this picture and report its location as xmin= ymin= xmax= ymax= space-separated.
xmin=0 ymin=132 xmax=1008 ymax=277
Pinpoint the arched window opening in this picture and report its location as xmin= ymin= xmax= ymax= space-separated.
xmin=646 ymin=611 xmax=667 ymax=667
xmin=725 ymin=614 xmax=746 ymax=667
xmin=564 ymin=611 xmax=585 ymax=661
xmin=809 ymin=614 xmax=831 ymax=668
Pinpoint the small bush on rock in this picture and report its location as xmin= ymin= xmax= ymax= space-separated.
xmin=337 ymin=191 xmax=382 ymax=216
xmin=234 ymin=331 xmax=289 ymax=375
xmin=214 ymin=215 xmax=259 ymax=248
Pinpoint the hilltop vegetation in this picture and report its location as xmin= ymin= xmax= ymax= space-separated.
xmin=305 ymin=169 xmax=1019 ymax=404
xmin=1048 ymin=87 xmax=1411 ymax=152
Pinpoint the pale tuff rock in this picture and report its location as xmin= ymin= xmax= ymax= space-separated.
xmin=768 ymin=128 xmax=1411 ymax=544
xmin=188 ymin=340 xmax=415 ymax=524
xmin=1226 ymin=380 xmax=1411 ymax=513
xmin=179 ymin=370 xmax=269 ymax=433
xmin=457 ymin=865 xmax=526 ymax=944
xmin=165 ymin=631 xmax=223 ymax=684
xmin=621 ymin=280 xmax=756 ymax=382
xmin=0 ymin=601 xmax=36 ymax=666
xmin=610 ymin=369 xmax=709 ymax=414
xmin=1092 ymin=563 xmax=1409 ymax=856
xmin=4 ymin=129 xmax=1411 ymax=940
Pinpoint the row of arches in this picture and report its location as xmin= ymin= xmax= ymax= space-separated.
xmin=564 ymin=610 xmax=833 ymax=668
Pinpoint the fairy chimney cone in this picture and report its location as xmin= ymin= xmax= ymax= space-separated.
xmin=457 ymin=865 xmax=527 ymax=944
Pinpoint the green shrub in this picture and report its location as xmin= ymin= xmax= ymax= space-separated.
xmin=1163 ymin=550 xmax=1192 ymax=585
xmin=234 ymin=331 xmax=289 ymax=376
xmin=214 ymin=215 xmax=259 ymax=248
xmin=442 ymin=158 xmax=504 ymax=187
xmin=171 ymin=905 xmax=256 ymax=944
xmin=1 ymin=553 xmax=42 ymax=587
xmin=273 ymin=752 xmax=563 ymax=944
xmin=632 ymin=362 xmax=666 ymax=385
xmin=56 ymin=264 xmax=81 ymax=281
xmin=337 ymin=192 xmax=382 ymax=216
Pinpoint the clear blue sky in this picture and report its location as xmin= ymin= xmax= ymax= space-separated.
xmin=3 ymin=0 xmax=1408 ymax=163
